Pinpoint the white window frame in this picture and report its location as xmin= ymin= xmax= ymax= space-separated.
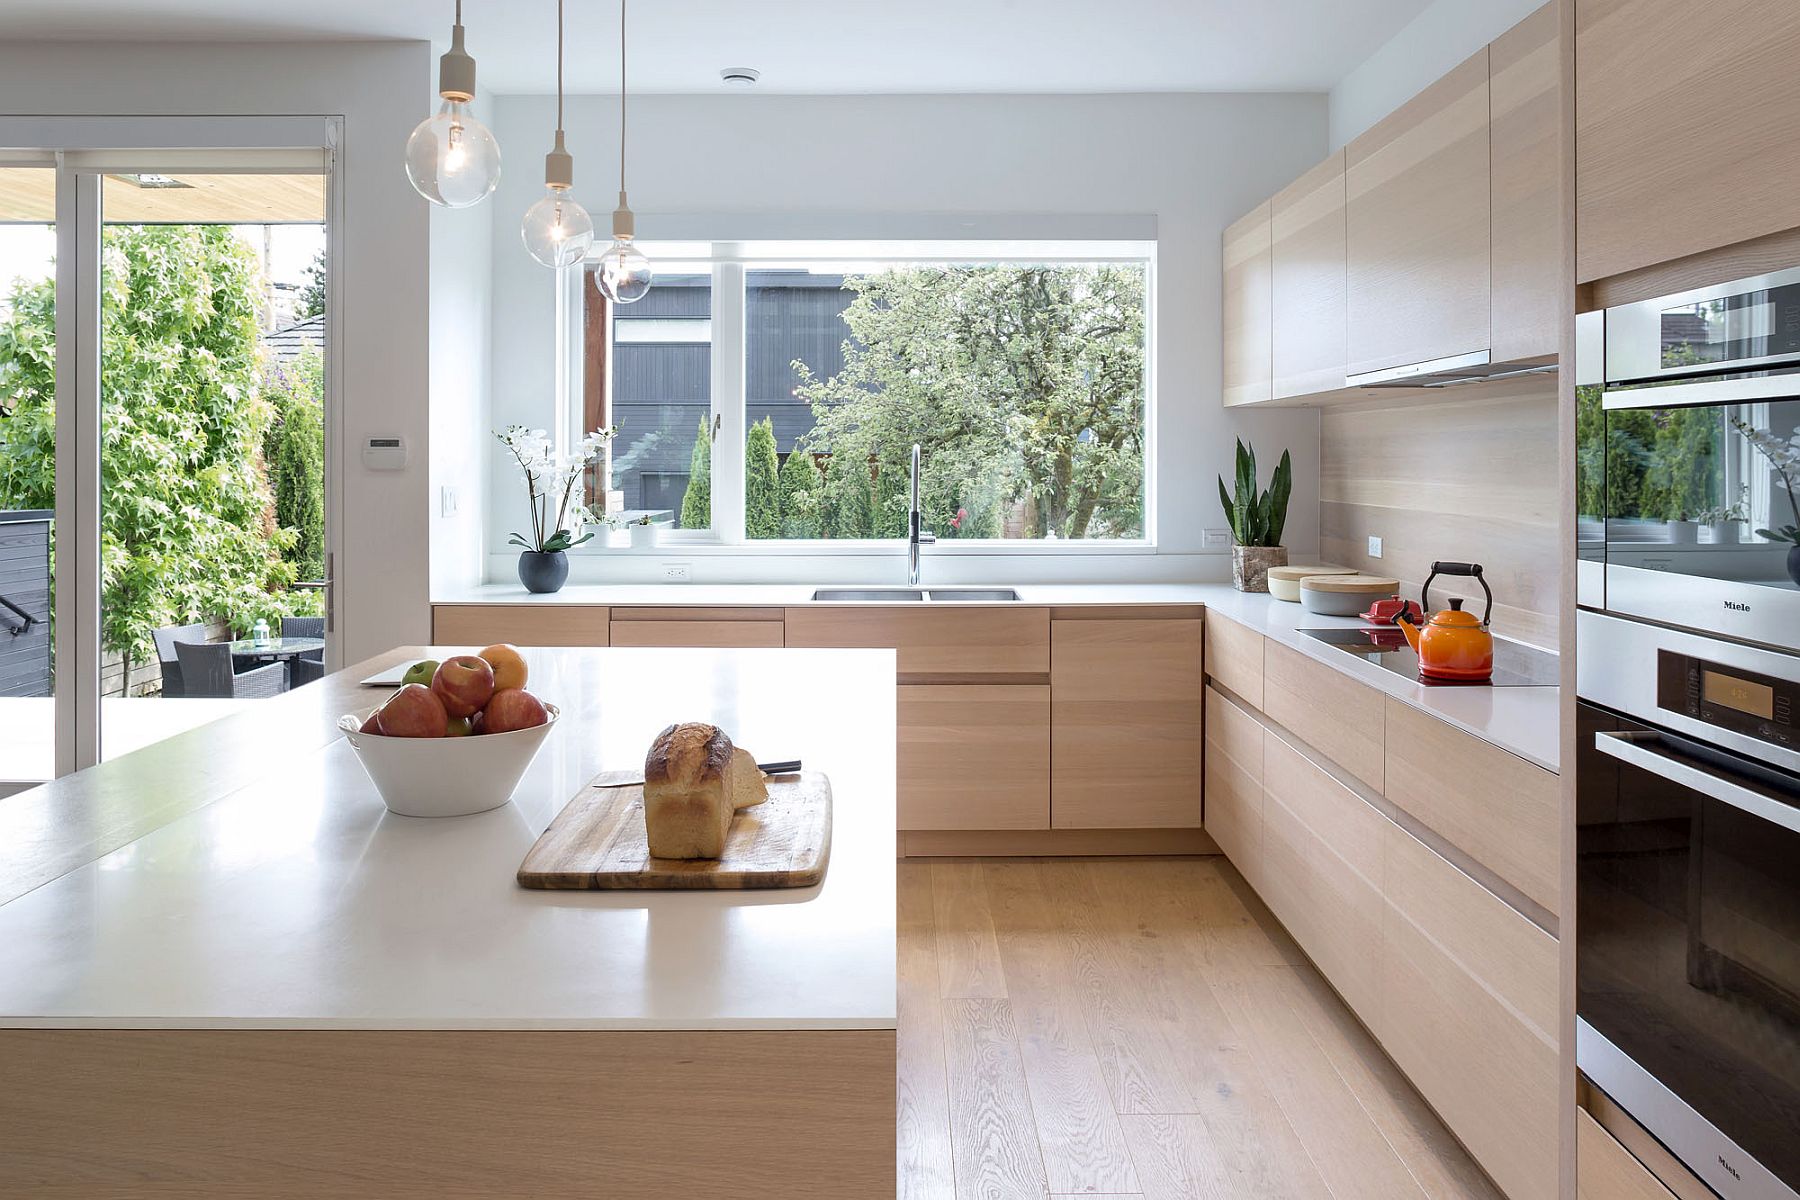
xmin=571 ymin=238 xmax=1157 ymax=555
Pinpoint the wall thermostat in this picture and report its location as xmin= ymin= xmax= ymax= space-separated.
xmin=362 ymin=436 xmax=409 ymax=470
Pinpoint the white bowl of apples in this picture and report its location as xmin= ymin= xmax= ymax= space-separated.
xmin=339 ymin=644 xmax=558 ymax=818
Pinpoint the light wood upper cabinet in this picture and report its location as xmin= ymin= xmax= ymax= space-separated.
xmin=1346 ymin=48 xmax=1492 ymax=377
xmin=1222 ymin=201 xmax=1273 ymax=406
xmin=899 ymin=685 xmax=1050 ymax=831
xmin=1050 ymin=617 xmax=1202 ymax=829
xmin=1576 ymin=0 xmax=1800 ymax=283
xmin=1490 ymin=2 xmax=1561 ymax=362
xmin=1271 ymin=151 xmax=1348 ymax=398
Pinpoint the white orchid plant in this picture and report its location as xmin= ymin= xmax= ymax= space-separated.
xmin=1730 ymin=417 xmax=1800 ymax=545
xmin=497 ymin=424 xmax=618 ymax=554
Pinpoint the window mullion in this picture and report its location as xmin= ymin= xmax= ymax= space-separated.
xmin=710 ymin=252 xmax=748 ymax=543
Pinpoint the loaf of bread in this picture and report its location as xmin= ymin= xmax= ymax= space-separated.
xmin=642 ymin=722 xmax=769 ymax=859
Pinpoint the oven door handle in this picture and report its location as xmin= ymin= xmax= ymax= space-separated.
xmin=1594 ymin=730 xmax=1800 ymax=835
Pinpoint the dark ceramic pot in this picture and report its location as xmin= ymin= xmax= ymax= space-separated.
xmin=1789 ymin=543 xmax=1800 ymax=586
xmin=518 ymin=550 xmax=569 ymax=595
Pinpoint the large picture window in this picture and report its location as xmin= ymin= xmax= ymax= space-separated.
xmin=586 ymin=240 xmax=1152 ymax=546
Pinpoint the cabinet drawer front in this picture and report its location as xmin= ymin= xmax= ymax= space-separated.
xmin=1261 ymin=731 xmax=1386 ymax=1023
xmin=1577 ymin=1110 xmax=1677 ymax=1200
xmin=1383 ymin=824 xmax=1560 ymax=1200
xmin=432 ymin=605 xmax=610 ymax=647
xmin=1051 ymin=618 xmax=1201 ymax=830
xmin=899 ymin=685 xmax=1050 ymax=831
xmin=1346 ymin=48 xmax=1491 ymax=376
xmin=1204 ymin=687 xmax=1264 ymax=887
xmin=1261 ymin=641 xmax=1384 ymax=792
xmin=609 ymin=621 xmax=785 ymax=648
xmin=786 ymin=607 xmax=1048 ymax=678
xmin=1223 ymin=201 xmax=1273 ymax=406
xmin=1271 ymin=150 xmax=1349 ymax=399
xmin=1203 ymin=614 xmax=1264 ymax=709
xmin=1384 ymin=697 xmax=1561 ymax=916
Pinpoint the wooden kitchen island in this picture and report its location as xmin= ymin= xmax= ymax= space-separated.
xmin=0 ymin=646 xmax=897 ymax=1198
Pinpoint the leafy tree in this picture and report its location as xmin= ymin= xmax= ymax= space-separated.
xmin=295 ymin=247 xmax=327 ymax=320
xmin=744 ymin=416 xmax=781 ymax=539
xmin=264 ymin=347 xmax=325 ymax=580
xmin=778 ymin=449 xmax=819 ymax=538
xmin=819 ymin=452 xmax=872 ymax=539
xmin=678 ymin=417 xmax=710 ymax=529
xmin=0 ymin=224 xmax=308 ymax=673
xmin=872 ymin=452 xmax=907 ymax=538
xmin=794 ymin=264 xmax=1145 ymax=540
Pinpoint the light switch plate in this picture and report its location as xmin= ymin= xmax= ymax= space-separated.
xmin=663 ymin=562 xmax=692 ymax=582
xmin=439 ymin=486 xmax=458 ymax=518
xmin=1202 ymin=527 xmax=1231 ymax=549
xmin=1367 ymin=535 xmax=1383 ymax=559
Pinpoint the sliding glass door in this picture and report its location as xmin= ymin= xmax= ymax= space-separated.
xmin=0 ymin=119 xmax=339 ymax=782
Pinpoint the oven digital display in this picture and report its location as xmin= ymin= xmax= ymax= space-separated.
xmin=1702 ymin=669 xmax=1775 ymax=719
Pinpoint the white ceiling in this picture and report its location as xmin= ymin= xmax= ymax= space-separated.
xmin=0 ymin=1 xmax=1433 ymax=95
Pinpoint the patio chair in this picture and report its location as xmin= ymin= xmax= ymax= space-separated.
xmin=152 ymin=622 xmax=210 ymax=698
xmin=174 ymin=640 xmax=287 ymax=699
xmin=281 ymin=615 xmax=326 ymax=687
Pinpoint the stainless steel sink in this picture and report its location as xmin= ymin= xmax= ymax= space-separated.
xmin=926 ymin=588 xmax=1020 ymax=602
xmin=811 ymin=588 xmax=926 ymax=601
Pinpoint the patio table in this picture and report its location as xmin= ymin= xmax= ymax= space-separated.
xmin=227 ymin=636 xmax=325 ymax=689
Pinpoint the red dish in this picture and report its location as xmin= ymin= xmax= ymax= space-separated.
xmin=1360 ymin=597 xmax=1423 ymax=626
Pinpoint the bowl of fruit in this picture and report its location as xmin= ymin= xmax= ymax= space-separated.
xmin=339 ymin=644 xmax=558 ymax=817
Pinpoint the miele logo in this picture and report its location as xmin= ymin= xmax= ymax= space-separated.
xmin=1719 ymin=1153 xmax=1742 ymax=1181
xmin=1724 ymin=600 xmax=1752 ymax=613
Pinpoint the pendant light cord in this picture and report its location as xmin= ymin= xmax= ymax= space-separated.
xmin=619 ymin=0 xmax=628 ymax=194
xmin=556 ymin=0 xmax=565 ymax=134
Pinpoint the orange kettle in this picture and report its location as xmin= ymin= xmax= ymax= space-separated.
xmin=1395 ymin=561 xmax=1494 ymax=683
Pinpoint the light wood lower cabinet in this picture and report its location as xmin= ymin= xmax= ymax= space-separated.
xmin=609 ymin=608 xmax=785 ymax=648
xmin=1261 ymin=638 xmax=1385 ymax=792
xmin=897 ymin=685 xmax=1050 ymax=831
xmin=785 ymin=606 xmax=1049 ymax=679
xmin=431 ymin=605 xmax=609 ymax=647
xmin=1385 ymin=696 xmax=1561 ymax=916
xmin=1382 ymin=825 xmax=1560 ymax=1200
xmin=1577 ymin=1110 xmax=1677 ymax=1200
xmin=1203 ymin=686 xmax=1263 ymax=889
xmin=1049 ymin=617 xmax=1201 ymax=829
xmin=1260 ymin=730 xmax=1387 ymax=1024
xmin=1203 ymin=613 xmax=1264 ymax=708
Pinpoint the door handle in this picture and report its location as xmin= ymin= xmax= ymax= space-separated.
xmin=1593 ymin=729 xmax=1800 ymax=835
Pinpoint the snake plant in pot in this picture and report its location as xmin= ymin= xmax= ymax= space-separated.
xmin=1218 ymin=439 xmax=1293 ymax=592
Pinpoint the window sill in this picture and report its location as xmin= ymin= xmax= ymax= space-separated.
xmin=584 ymin=538 xmax=1158 ymax=557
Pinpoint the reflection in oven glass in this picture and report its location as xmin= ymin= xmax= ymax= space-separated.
xmin=1577 ymin=713 xmax=1800 ymax=1189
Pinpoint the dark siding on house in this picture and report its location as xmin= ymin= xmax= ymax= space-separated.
xmin=0 ymin=511 xmax=52 ymax=698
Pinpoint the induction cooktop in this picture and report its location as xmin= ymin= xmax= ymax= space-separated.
xmin=1301 ymin=626 xmax=1559 ymax=687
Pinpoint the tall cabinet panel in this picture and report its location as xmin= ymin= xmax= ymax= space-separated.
xmin=1271 ymin=151 xmax=1347 ymax=398
xmin=1346 ymin=49 xmax=1491 ymax=377
xmin=1489 ymin=2 xmax=1561 ymax=362
xmin=1222 ymin=201 xmax=1273 ymax=406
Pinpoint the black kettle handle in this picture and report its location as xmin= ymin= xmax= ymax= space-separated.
xmin=1421 ymin=561 xmax=1492 ymax=626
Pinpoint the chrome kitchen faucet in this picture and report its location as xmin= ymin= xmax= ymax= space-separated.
xmin=908 ymin=443 xmax=935 ymax=586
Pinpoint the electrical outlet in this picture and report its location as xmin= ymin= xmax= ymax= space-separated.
xmin=439 ymin=486 xmax=458 ymax=518
xmin=1202 ymin=527 xmax=1231 ymax=549
xmin=663 ymin=562 xmax=692 ymax=582
xmin=1367 ymin=535 xmax=1383 ymax=559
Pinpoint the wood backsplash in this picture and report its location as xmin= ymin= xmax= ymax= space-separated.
xmin=1318 ymin=376 xmax=1560 ymax=648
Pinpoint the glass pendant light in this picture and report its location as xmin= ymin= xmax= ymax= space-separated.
xmin=522 ymin=0 xmax=595 ymax=269
xmin=596 ymin=0 xmax=653 ymax=304
xmin=405 ymin=0 xmax=501 ymax=208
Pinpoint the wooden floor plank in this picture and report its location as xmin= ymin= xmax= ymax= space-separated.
xmin=933 ymin=861 xmax=1008 ymax=999
xmin=943 ymin=997 xmax=1050 ymax=1200
xmin=898 ymin=862 xmax=957 ymax=1200
xmin=985 ymin=862 xmax=1140 ymax=1196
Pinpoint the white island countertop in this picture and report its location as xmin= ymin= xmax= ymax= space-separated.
xmin=435 ymin=579 xmax=1562 ymax=772
xmin=0 ymin=646 xmax=898 ymax=1032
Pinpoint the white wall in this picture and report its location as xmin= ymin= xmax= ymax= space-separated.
xmin=1328 ymin=0 xmax=1545 ymax=149
xmin=478 ymin=91 xmax=1327 ymax=587
xmin=0 ymin=39 xmax=433 ymax=664
xmin=428 ymin=86 xmax=495 ymax=599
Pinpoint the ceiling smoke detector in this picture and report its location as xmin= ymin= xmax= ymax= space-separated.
xmin=719 ymin=67 xmax=761 ymax=88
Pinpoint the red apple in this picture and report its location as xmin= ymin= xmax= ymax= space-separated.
xmin=482 ymin=687 xmax=549 ymax=734
xmin=375 ymin=684 xmax=449 ymax=738
xmin=359 ymin=711 xmax=381 ymax=734
xmin=431 ymin=655 xmax=495 ymax=719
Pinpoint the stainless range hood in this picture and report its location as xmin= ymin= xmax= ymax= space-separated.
xmin=1344 ymin=349 xmax=1559 ymax=389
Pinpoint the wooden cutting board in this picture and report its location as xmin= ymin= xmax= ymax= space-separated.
xmin=517 ymin=771 xmax=832 ymax=890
